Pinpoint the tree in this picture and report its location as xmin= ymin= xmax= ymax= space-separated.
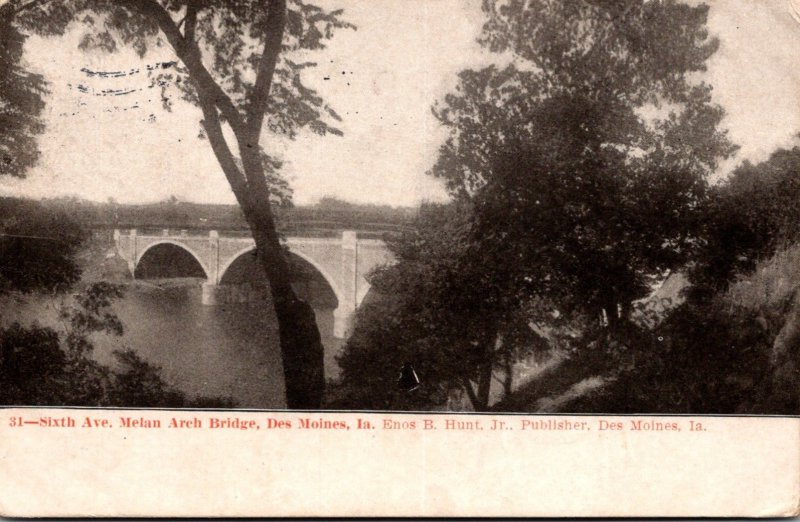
xmin=1 ymin=283 xmax=237 ymax=407
xmin=557 ymin=297 xmax=776 ymax=414
xmin=0 ymin=197 xmax=97 ymax=405
xmin=5 ymin=0 xmax=354 ymax=408
xmin=0 ymin=197 xmax=85 ymax=294
xmin=334 ymin=203 xmax=549 ymax=411
xmin=335 ymin=0 xmax=739 ymax=412
xmin=691 ymin=143 xmax=800 ymax=296
xmin=432 ymin=0 xmax=737 ymax=332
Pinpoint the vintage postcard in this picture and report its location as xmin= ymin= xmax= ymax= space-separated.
xmin=0 ymin=0 xmax=799 ymax=517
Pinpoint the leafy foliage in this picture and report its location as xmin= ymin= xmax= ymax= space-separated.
xmin=333 ymin=203 xmax=550 ymax=411
xmin=0 ymin=10 xmax=47 ymax=177
xmin=692 ymin=144 xmax=800 ymax=294
xmin=5 ymin=0 xmax=354 ymax=201
xmin=11 ymin=0 xmax=351 ymax=138
xmin=0 ymin=197 xmax=233 ymax=407
xmin=0 ymin=323 xmax=67 ymax=405
xmin=565 ymin=297 xmax=785 ymax=414
xmin=432 ymin=0 xmax=736 ymax=326
xmin=0 ymin=197 xmax=86 ymax=295
xmin=336 ymin=0 xmax=765 ymax=413
xmin=6 ymin=0 xmax=356 ymax=409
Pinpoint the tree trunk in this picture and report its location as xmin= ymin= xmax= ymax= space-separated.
xmin=502 ymin=356 xmax=513 ymax=398
xmin=240 ymin=150 xmax=325 ymax=409
xmin=461 ymin=377 xmax=485 ymax=412
xmin=462 ymin=341 xmax=495 ymax=412
xmin=236 ymin=0 xmax=325 ymax=410
xmin=476 ymin=360 xmax=493 ymax=410
xmin=197 ymin=95 xmax=326 ymax=410
xmin=603 ymin=303 xmax=619 ymax=330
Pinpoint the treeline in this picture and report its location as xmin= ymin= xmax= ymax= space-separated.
xmin=36 ymin=195 xmax=416 ymax=233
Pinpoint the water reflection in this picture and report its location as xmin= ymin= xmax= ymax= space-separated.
xmin=91 ymin=280 xmax=343 ymax=408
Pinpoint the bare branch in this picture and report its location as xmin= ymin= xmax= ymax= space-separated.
xmin=183 ymin=1 xmax=197 ymax=43
xmin=245 ymin=0 xmax=287 ymax=144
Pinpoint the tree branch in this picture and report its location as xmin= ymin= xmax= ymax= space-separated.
xmin=183 ymin=1 xmax=197 ymax=44
xmin=491 ymin=371 xmax=505 ymax=386
xmin=244 ymin=0 xmax=287 ymax=144
xmin=0 ymin=0 xmax=48 ymax=18
xmin=117 ymin=0 xmax=245 ymax=134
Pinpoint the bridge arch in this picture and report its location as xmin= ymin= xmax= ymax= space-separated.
xmin=114 ymin=228 xmax=392 ymax=338
xmin=134 ymin=240 xmax=210 ymax=280
xmin=218 ymin=246 xmax=345 ymax=307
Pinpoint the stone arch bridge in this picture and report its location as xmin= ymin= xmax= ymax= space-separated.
xmin=113 ymin=228 xmax=392 ymax=338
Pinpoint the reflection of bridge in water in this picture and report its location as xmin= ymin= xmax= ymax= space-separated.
xmin=113 ymin=228 xmax=392 ymax=338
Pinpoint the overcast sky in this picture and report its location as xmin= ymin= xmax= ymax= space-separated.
xmin=1 ymin=0 xmax=799 ymax=206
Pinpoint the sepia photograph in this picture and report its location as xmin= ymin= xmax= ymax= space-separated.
xmin=1 ymin=0 xmax=799 ymax=419
xmin=3 ymin=0 xmax=800 ymax=517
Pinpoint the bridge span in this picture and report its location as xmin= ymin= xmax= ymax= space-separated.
xmin=113 ymin=228 xmax=392 ymax=338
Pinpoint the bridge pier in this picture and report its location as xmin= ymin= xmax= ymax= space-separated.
xmin=333 ymin=230 xmax=359 ymax=338
xmin=127 ymin=228 xmax=137 ymax=276
xmin=333 ymin=308 xmax=355 ymax=339
xmin=207 ymin=230 xmax=220 ymax=284
xmin=201 ymin=282 xmax=220 ymax=306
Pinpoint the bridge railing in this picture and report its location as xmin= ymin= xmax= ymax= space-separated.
xmin=95 ymin=219 xmax=410 ymax=235
xmin=115 ymin=227 xmax=398 ymax=240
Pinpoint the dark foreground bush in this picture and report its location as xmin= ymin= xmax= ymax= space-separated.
xmin=567 ymin=298 xmax=796 ymax=414
xmin=0 ymin=281 xmax=236 ymax=408
xmin=0 ymin=323 xmax=236 ymax=408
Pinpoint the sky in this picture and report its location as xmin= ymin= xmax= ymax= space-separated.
xmin=1 ymin=0 xmax=799 ymax=206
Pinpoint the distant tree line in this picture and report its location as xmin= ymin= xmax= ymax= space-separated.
xmin=33 ymin=196 xmax=416 ymax=234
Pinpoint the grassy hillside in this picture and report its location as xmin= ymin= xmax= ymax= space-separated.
xmin=725 ymin=244 xmax=800 ymax=409
xmin=493 ymin=245 xmax=800 ymax=415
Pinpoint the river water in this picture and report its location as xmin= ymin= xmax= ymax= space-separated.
xmin=4 ymin=279 xmax=343 ymax=409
